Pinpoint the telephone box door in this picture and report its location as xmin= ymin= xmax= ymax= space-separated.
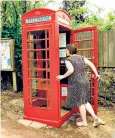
xmin=23 ymin=23 xmax=59 ymax=122
xmin=71 ymin=26 xmax=98 ymax=114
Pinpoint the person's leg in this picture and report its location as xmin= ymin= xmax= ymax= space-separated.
xmin=85 ymin=102 xmax=105 ymax=126
xmin=85 ymin=102 xmax=97 ymax=120
xmin=76 ymin=104 xmax=88 ymax=126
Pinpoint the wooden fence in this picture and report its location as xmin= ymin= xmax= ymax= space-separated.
xmin=98 ymin=30 xmax=115 ymax=67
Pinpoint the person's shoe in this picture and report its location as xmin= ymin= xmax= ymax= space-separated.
xmin=76 ymin=121 xmax=88 ymax=127
xmin=61 ymin=106 xmax=72 ymax=111
xmin=93 ymin=117 xmax=105 ymax=127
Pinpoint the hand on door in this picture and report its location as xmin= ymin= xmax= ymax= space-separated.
xmin=56 ymin=75 xmax=64 ymax=80
xmin=95 ymin=74 xmax=100 ymax=81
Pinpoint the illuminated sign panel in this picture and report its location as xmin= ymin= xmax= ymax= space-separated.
xmin=26 ymin=15 xmax=51 ymax=24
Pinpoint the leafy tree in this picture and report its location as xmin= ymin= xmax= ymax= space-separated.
xmin=1 ymin=0 xmax=53 ymax=90
xmin=70 ymin=2 xmax=115 ymax=31
xmin=61 ymin=0 xmax=86 ymax=22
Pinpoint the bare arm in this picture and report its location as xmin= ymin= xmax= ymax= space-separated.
xmin=63 ymin=60 xmax=74 ymax=78
xmin=84 ymin=57 xmax=99 ymax=78
xmin=56 ymin=60 xmax=74 ymax=80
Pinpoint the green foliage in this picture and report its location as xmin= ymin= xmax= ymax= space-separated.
xmin=99 ymin=68 xmax=115 ymax=104
xmin=1 ymin=0 xmax=52 ymax=73
xmin=70 ymin=5 xmax=87 ymax=20
xmin=1 ymin=1 xmax=53 ymax=90
xmin=71 ymin=3 xmax=115 ymax=31
xmin=61 ymin=0 xmax=86 ymax=22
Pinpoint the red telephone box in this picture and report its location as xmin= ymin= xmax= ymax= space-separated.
xmin=22 ymin=8 xmax=98 ymax=127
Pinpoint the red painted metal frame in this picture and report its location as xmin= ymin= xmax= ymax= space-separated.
xmin=22 ymin=8 xmax=72 ymax=127
xmin=22 ymin=8 xmax=98 ymax=128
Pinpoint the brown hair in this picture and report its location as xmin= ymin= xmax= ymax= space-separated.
xmin=66 ymin=44 xmax=77 ymax=54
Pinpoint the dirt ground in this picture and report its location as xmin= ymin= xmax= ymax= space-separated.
xmin=1 ymin=91 xmax=115 ymax=138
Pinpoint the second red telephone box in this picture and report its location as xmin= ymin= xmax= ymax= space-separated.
xmin=22 ymin=8 xmax=98 ymax=127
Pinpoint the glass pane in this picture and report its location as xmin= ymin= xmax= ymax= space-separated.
xmin=29 ymin=89 xmax=50 ymax=108
xmin=77 ymin=50 xmax=94 ymax=59
xmin=29 ymin=79 xmax=50 ymax=89
xmin=29 ymin=30 xmax=45 ymax=40
xmin=77 ymin=31 xmax=93 ymax=40
xmin=28 ymin=70 xmax=50 ymax=79
xmin=78 ymin=41 xmax=90 ymax=49
xmin=28 ymin=51 xmax=47 ymax=59
xmin=47 ymin=50 xmax=49 ymax=59
xmin=28 ymin=60 xmax=46 ymax=68
xmin=28 ymin=30 xmax=49 ymax=40
xmin=46 ymin=30 xmax=49 ymax=38
xmin=32 ymin=98 xmax=48 ymax=108
xmin=28 ymin=40 xmax=46 ymax=49
xmin=47 ymin=40 xmax=49 ymax=48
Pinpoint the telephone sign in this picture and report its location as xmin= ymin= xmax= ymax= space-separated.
xmin=26 ymin=15 xmax=51 ymax=24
